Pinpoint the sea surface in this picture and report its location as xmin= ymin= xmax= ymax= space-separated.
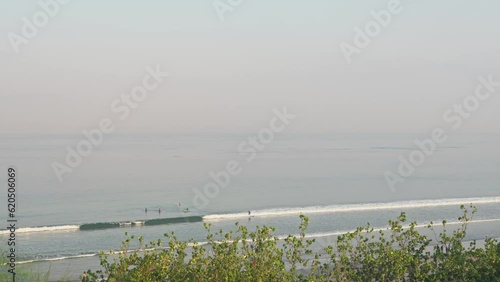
xmin=1 ymin=133 xmax=499 ymax=281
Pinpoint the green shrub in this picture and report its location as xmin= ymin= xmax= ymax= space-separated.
xmin=85 ymin=205 xmax=500 ymax=281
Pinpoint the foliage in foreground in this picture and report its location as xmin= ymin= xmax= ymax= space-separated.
xmin=86 ymin=205 xmax=500 ymax=281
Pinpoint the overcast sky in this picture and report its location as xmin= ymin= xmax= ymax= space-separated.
xmin=1 ymin=0 xmax=499 ymax=134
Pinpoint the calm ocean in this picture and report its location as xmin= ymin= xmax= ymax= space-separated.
xmin=1 ymin=133 xmax=499 ymax=280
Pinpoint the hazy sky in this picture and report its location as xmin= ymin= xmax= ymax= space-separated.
xmin=1 ymin=0 xmax=499 ymax=134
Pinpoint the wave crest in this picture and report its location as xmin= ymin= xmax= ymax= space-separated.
xmin=203 ymin=196 xmax=500 ymax=221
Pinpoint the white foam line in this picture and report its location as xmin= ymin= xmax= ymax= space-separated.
xmin=280 ymin=218 xmax=500 ymax=241
xmin=0 ymin=225 xmax=80 ymax=234
xmin=17 ymin=253 xmax=97 ymax=264
xmin=203 ymin=196 xmax=500 ymax=221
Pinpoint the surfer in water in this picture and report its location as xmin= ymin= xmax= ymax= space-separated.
xmin=145 ymin=208 xmax=148 ymax=213
xmin=248 ymin=211 xmax=251 ymax=216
